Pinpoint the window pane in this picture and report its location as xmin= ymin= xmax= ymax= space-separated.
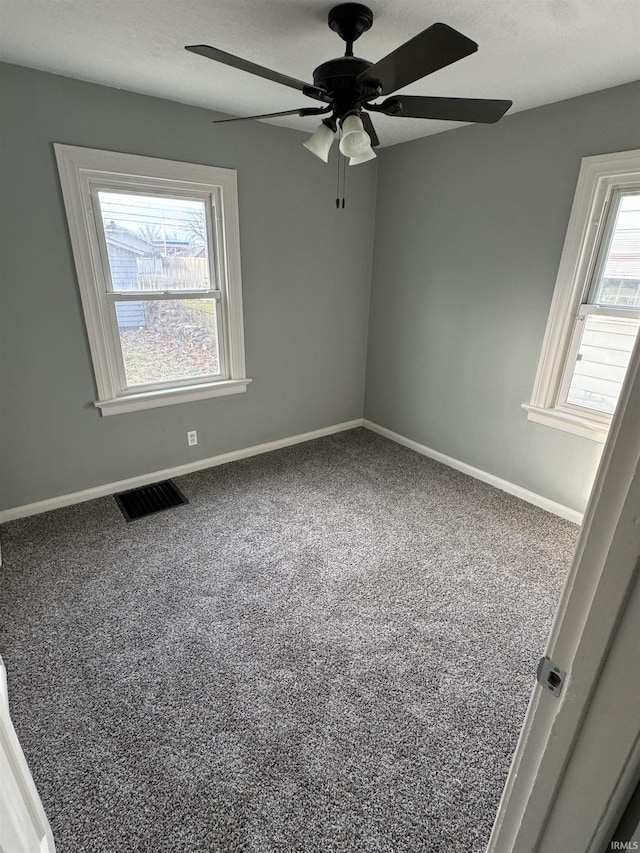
xmin=115 ymin=299 xmax=220 ymax=387
xmin=592 ymin=193 xmax=640 ymax=307
xmin=566 ymin=313 xmax=639 ymax=414
xmin=98 ymin=192 xmax=211 ymax=291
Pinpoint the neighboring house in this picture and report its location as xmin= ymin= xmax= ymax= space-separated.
xmin=103 ymin=222 xmax=149 ymax=329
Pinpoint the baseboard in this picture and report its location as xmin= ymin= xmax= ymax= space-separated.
xmin=362 ymin=419 xmax=584 ymax=525
xmin=0 ymin=419 xmax=363 ymax=524
xmin=0 ymin=417 xmax=583 ymax=526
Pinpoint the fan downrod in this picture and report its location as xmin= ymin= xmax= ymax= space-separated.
xmin=328 ymin=4 xmax=373 ymax=54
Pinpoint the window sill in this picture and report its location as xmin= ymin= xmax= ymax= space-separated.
xmin=522 ymin=404 xmax=609 ymax=443
xmin=95 ymin=378 xmax=252 ymax=416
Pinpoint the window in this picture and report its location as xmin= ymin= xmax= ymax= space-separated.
xmin=524 ymin=150 xmax=640 ymax=442
xmin=55 ymin=145 xmax=250 ymax=415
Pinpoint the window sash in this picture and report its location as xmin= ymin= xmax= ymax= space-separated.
xmin=104 ymin=295 xmax=227 ymax=394
xmin=556 ymin=304 xmax=640 ymax=420
xmin=586 ymin=185 xmax=640 ymax=308
xmin=91 ymin=184 xmax=223 ymax=295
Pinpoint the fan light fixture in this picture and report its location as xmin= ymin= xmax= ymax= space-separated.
xmin=339 ymin=114 xmax=372 ymax=158
xmin=349 ymin=148 xmax=377 ymax=165
xmin=304 ymin=114 xmax=375 ymax=166
xmin=303 ymin=120 xmax=336 ymax=162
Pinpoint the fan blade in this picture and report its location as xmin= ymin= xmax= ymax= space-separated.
xmin=213 ymin=108 xmax=311 ymax=124
xmin=186 ymin=45 xmax=330 ymax=102
xmin=361 ymin=112 xmax=380 ymax=147
xmin=375 ymin=95 xmax=512 ymax=123
xmin=358 ymin=23 xmax=477 ymax=96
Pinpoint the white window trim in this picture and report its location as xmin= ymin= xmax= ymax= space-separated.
xmin=54 ymin=144 xmax=250 ymax=416
xmin=524 ymin=149 xmax=640 ymax=443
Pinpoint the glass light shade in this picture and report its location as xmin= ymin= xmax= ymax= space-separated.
xmin=349 ymin=147 xmax=377 ymax=165
xmin=339 ymin=115 xmax=371 ymax=157
xmin=303 ymin=122 xmax=335 ymax=162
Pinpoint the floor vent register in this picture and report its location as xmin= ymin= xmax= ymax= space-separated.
xmin=114 ymin=480 xmax=188 ymax=522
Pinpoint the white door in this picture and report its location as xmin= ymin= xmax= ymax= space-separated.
xmin=488 ymin=314 xmax=640 ymax=850
xmin=0 ymin=657 xmax=56 ymax=853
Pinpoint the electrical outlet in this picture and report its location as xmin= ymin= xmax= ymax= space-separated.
xmin=187 ymin=430 xmax=198 ymax=447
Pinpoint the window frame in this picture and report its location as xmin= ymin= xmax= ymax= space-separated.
xmin=54 ymin=144 xmax=250 ymax=416
xmin=523 ymin=149 xmax=640 ymax=442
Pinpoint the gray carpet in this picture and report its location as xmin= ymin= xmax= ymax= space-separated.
xmin=0 ymin=428 xmax=578 ymax=852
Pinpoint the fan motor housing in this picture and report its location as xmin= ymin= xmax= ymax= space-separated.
xmin=328 ymin=4 xmax=374 ymax=45
xmin=312 ymin=56 xmax=379 ymax=114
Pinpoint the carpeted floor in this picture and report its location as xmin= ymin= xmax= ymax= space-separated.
xmin=0 ymin=428 xmax=578 ymax=852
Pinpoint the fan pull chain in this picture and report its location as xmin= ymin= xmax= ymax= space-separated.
xmin=335 ymin=128 xmax=342 ymax=209
xmin=336 ymin=132 xmax=341 ymax=209
xmin=335 ymin=128 xmax=347 ymax=210
xmin=342 ymin=152 xmax=347 ymax=208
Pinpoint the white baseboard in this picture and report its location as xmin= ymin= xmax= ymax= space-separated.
xmin=363 ymin=419 xmax=584 ymax=525
xmin=0 ymin=417 xmax=583 ymax=526
xmin=0 ymin=420 xmax=362 ymax=524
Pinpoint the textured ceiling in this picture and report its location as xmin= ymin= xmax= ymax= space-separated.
xmin=1 ymin=0 xmax=639 ymax=148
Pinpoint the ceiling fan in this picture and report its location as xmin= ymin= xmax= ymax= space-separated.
xmin=186 ymin=2 xmax=512 ymax=165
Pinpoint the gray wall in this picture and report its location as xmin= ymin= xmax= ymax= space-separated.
xmin=0 ymin=63 xmax=377 ymax=510
xmin=364 ymin=82 xmax=640 ymax=514
xmin=2 ymin=64 xmax=638 ymax=515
